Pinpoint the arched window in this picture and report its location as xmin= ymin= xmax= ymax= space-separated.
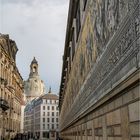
xmin=33 ymin=66 xmax=36 ymax=73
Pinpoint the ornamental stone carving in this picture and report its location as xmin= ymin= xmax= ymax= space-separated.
xmin=59 ymin=0 xmax=139 ymax=129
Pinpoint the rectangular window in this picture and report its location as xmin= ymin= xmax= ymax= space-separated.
xmin=43 ymin=124 xmax=45 ymax=129
xmin=83 ymin=0 xmax=87 ymax=10
xmin=50 ymin=100 xmax=52 ymax=104
xmin=47 ymin=106 xmax=50 ymax=110
xmin=52 ymin=118 xmax=54 ymax=122
xmin=56 ymin=112 xmax=59 ymax=116
xmin=43 ymin=112 xmax=45 ymax=116
xmin=56 ymin=124 xmax=59 ymax=129
xmin=43 ymin=106 xmax=45 ymax=110
xmin=47 ymin=112 xmax=50 ymax=116
xmin=52 ymin=124 xmax=54 ymax=129
xmin=56 ymin=118 xmax=58 ymax=122
xmin=76 ymin=2 xmax=81 ymax=40
xmin=47 ymin=118 xmax=50 ymax=122
xmin=43 ymin=118 xmax=45 ymax=122
xmin=71 ymin=30 xmax=75 ymax=60
xmin=52 ymin=112 xmax=54 ymax=116
xmin=43 ymin=132 xmax=47 ymax=138
xmin=47 ymin=124 xmax=49 ymax=129
xmin=52 ymin=106 xmax=54 ymax=110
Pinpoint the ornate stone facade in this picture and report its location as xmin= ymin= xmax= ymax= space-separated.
xmin=0 ymin=34 xmax=24 ymax=139
xmin=24 ymin=57 xmax=46 ymax=103
xmin=59 ymin=0 xmax=140 ymax=139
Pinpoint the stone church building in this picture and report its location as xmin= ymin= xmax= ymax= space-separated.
xmin=24 ymin=57 xmax=46 ymax=103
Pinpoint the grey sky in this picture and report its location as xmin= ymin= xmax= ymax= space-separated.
xmin=0 ymin=0 xmax=69 ymax=94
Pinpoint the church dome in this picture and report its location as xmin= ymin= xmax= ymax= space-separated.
xmin=41 ymin=87 xmax=59 ymax=100
xmin=24 ymin=57 xmax=46 ymax=103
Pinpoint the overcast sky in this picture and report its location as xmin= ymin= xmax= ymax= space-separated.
xmin=0 ymin=0 xmax=69 ymax=94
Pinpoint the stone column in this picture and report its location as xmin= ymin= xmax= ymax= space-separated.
xmin=121 ymin=106 xmax=130 ymax=140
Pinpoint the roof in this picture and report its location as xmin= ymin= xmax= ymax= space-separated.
xmin=24 ymin=100 xmax=35 ymax=111
xmin=31 ymin=57 xmax=38 ymax=64
xmin=41 ymin=93 xmax=59 ymax=100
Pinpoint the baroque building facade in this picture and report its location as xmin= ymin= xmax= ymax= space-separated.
xmin=24 ymin=89 xmax=59 ymax=140
xmin=0 ymin=34 xmax=24 ymax=139
xmin=24 ymin=57 xmax=46 ymax=103
xmin=59 ymin=0 xmax=140 ymax=140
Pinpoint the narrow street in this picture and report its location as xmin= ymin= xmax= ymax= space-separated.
xmin=0 ymin=0 xmax=140 ymax=140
